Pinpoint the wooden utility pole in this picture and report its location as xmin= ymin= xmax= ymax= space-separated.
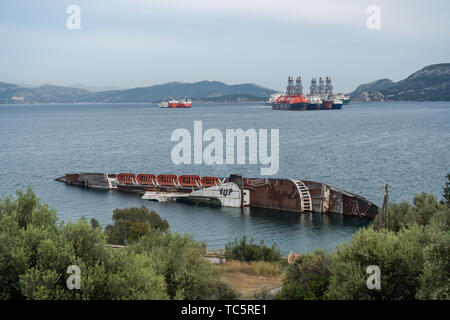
xmin=384 ymin=184 xmax=390 ymax=229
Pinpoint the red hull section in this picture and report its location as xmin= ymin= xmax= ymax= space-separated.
xmin=179 ymin=175 xmax=201 ymax=187
xmin=272 ymin=94 xmax=309 ymax=111
xmin=115 ymin=173 xmax=221 ymax=188
xmin=117 ymin=173 xmax=136 ymax=184
xmin=168 ymin=103 xmax=191 ymax=108
xmin=157 ymin=174 xmax=180 ymax=186
xmin=136 ymin=174 xmax=156 ymax=185
xmin=321 ymin=100 xmax=333 ymax=110
xmin=201 ymin=176 xmax=221 ymax=187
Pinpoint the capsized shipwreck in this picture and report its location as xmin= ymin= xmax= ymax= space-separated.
xmin=55 ymin=173 xmax=379 ymax=219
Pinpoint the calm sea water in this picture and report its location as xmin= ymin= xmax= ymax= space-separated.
xmin=0 ymin=102 xmax=449 ymax=254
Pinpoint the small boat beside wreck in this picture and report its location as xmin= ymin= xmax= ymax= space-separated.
xmin=55 ymin=172 xmax=379 ymax=219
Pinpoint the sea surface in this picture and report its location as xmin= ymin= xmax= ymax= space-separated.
xmin=0 ymin=101 xmax=449 ymax=254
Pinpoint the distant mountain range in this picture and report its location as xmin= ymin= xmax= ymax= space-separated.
xmin=2 ymin=64 xmax=449 ymax=104
xmin=0 ymin=80 xmax=276 ymax=104
xmin=0 ymin=83 xmax=90 ymax=104
xmin=194 ymin=93 xmax=269 ymax=103
xmin=349 ymin=63 xmax=450 ymax=102
xmin=70 ymin=84 xmax=126 ymax=92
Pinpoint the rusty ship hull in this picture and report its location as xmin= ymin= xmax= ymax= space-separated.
xmin=55 ymin=172 xmax=379 ymax=219
xmin=241 ymin=178 xmax=378 ymax=218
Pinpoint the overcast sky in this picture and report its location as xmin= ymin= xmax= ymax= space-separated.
xmin=1 ymin=0 xmax=449 ymax=92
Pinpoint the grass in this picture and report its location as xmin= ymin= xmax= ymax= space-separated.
xmin=215 ymin=260 xmax=283 ymax=299
xmin=216 ymin=260 xmax=282 ymax=276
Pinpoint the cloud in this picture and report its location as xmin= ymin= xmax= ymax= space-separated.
xmin=99 ymin=0 xmax=450 ymax=37
xmin=0 ymin=0 xmax=449 ymax=91
xmin=126 ymin=0 xmax=365 ymax=27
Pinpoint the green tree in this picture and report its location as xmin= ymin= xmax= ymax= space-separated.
xmin=131 ymin=231 xmax=237 ymax=300
xmin=373 ymin=192 xmax=441 ymax=232
xmin=416 ymin=231 xmax=450 ymax=299
xmin=0 ymin=190 xmax=168 ymax=300
xmin=0 ymin=190 xmax=239 ymax=300
xmin=0 ymin=188 xmax=57 ymax=299
xmin=224 ymin=236 xmax=281 ymax=262
xmin=90 ymin=218 xmax=100 ymax=229
xmin=326 ymin=226 xmax=432 ymax=300
xmin=105 ymin=206 xmax=169 ymax=245
xmin=275 ymin=249 xmax=331 ymax=300
xmin=442 ymin=173 xmax=450 ymax=206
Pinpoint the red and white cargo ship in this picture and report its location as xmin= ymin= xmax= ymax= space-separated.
xmin=159 ymin=98 xmax=192 ymax=108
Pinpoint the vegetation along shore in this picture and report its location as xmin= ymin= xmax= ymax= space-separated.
xmin=0 ymin=174 xmax=448 ymax=300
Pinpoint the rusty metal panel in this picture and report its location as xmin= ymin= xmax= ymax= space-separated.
xmin=65 ymin=173 xmax=80 ymax=184
xmin=329 ymin=188 xmax=343 ymax=214
xmin=354 ymin=197 xmax=379 ymax=218
xmin=244 ymin=179 xmax=302 ymax=213
xmin=322 ymin=184 xmax=330 ymax=213
xmin=342 ymin=193 xmax=379 ymax=218
xmin=79 ymin=173 xmax=109 ymax=189
xmin=343 ymin=194 xmax=358 ymax=216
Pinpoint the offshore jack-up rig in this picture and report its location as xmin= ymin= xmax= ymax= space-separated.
xmin=269 ymin=76 xmax=350 ymax=111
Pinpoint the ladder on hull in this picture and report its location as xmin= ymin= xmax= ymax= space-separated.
xmin=293 ymin=180 xmax=312 ymax=212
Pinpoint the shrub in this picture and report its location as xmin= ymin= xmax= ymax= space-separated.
xmin=0 ymin=189 xmax=237 ymax=300
xmin=441 ymin=173 xmax=450 ymax=206
xmin=224 ymin=236 xmax=281 ymax=262
xmin=275 ymin=249 xmax=331 ymax=300
xmin=416 ymin=231 xmax=450 ymax=299
xmin=253 ymin=287 xmax=274 ymax=300
xmin=105 ymin=206 xmax=169 ymax=245
xmin=130 ymin=230 xmax=238 ymax=300
xmin=90 ymin=218 xmax=100 ymax=229
xmin=0 ymin=189 xmax=168 ymax=300
xmin=326 ymin=226 xmax=432 ymax=300
xmin=373 ymin=192 xmax=443 ymax=233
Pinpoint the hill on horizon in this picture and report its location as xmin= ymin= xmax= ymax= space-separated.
xmin=349 ymin=63 xmax=450 ymax=102
xmin=0 ymin=80 xmax=276 ymax=104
